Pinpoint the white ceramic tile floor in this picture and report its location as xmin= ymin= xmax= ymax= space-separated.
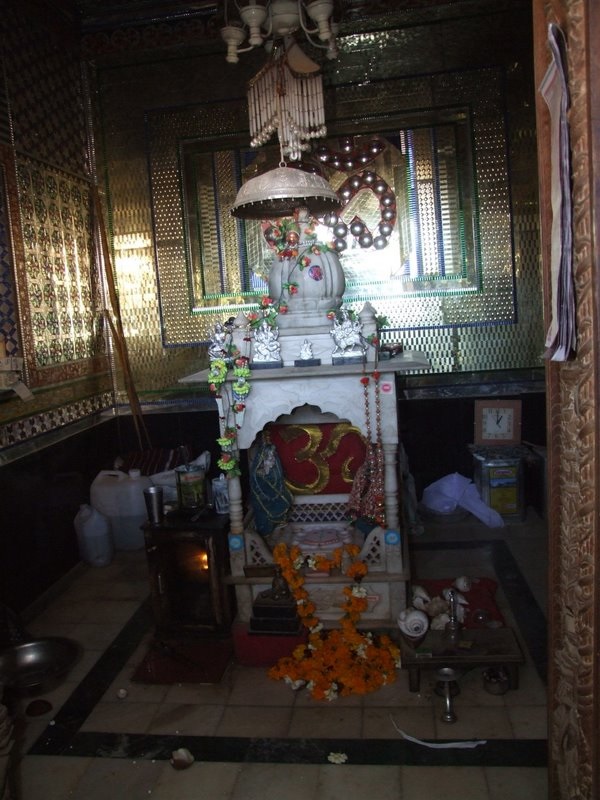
xmin=5 ymin=512 xmax=548 ymax=799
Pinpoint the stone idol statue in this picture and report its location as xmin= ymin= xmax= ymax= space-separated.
xmin=250 ymin=564 xmax=300 ymax=633
xmin=208 ymin=319 xmax=234 ymax=362
xmin=293 ymin=338 xmax=320 ymax=367
xmin=252 ymin=319 xmax=282 ymax=364
xmin=258 ymin=566 xmax=292 ymax=603
xmin=330 ymin=308 xmax=368 ymax=357
xmin=299 ymin=339 xmax=313 ymax=360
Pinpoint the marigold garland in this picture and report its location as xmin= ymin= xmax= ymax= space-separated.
xmin=268 ymin=542 xmax=401 ymax=701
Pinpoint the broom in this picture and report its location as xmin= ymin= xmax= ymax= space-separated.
xmin=93 ymin=188 xmax=152 ymax=452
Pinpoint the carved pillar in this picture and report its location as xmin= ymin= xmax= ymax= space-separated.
xmin=534 ymin=0 xmax=600 ymax=796
xmin=382 ymin=441 xmax=400 ymax=530
xmin=227 ymin=474 xmax=244 ymax=535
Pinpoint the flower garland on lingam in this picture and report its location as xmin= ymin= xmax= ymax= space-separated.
xmin=261 ymin=214 xmax=335 ymax=315
xmin=246 ymin=295 xmax=280 ymax=328
xmin=268 ymin=542 xmax=401 ymax=701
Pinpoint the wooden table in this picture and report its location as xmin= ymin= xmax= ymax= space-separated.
xmin=398 ymin=626 xmax=525 ymax=692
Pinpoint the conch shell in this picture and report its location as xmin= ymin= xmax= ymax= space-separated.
xmin=397 ymin=607 xmax=429 ymax=638
xmin=412 ymin=585 xmax=431 ymax=601
xmin=425 ymin=596 xmax=448 ymax=618
xmin=430 ymin=612 xmax=450 ymax=630
xmin=411 ymin=585 xmax=431 ymax=611
xmin=453 ymin=576 xmax=472 ymax=592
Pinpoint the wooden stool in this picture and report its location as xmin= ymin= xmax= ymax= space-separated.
xmin=398 ymin=626 xmax=524 ymax=692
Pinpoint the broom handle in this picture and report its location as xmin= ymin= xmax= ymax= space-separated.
xmin=93 ymin=188 xmax=152 ymax=451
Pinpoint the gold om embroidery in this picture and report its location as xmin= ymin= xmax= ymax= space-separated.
xmin=273 ymin=423 xmax=365 ymax=494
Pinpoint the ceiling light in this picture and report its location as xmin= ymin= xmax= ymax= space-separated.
xmin=220 ymin=0 xmax=339 ymax=64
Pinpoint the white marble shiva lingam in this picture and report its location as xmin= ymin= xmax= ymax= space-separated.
xmin=226 ymin=208 xmax=378 ymax=368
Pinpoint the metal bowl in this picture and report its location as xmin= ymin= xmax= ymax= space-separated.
xmin=0 ymin=637 xmax=80 ymax=694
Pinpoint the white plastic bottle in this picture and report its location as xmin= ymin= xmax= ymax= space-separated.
xmin=74 ymin=504 xmax=113 ymax=567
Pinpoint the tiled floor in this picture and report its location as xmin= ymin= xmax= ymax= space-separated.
xmin=6 ymin=510 xmax=548 ymax=799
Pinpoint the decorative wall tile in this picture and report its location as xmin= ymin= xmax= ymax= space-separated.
xmin=0 ymin=164 xmax=18 ymax=356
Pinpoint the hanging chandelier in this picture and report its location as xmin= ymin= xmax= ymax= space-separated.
xmin=247 ymin=46 xmax=326 ymax=161
xmin=223 ymin=1 xmax=342 ymax=219
xmin=220 ymin=1 xmax=340 ymax=64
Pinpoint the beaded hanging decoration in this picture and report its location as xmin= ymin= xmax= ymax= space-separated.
xmin=348 ymin=371 xmax=386 ymax=526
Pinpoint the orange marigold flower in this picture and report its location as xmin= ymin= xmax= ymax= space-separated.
xmin=347 ymin=561 xmax=368 ymax=579
xmin=266 ymin=542 xmax=400 ymax=701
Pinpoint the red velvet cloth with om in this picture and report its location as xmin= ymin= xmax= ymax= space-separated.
xmin=267 ymin=422 xmax=366 ymax=495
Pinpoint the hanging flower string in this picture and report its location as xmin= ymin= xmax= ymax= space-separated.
xmin=348 ymin=371 xmax=386 ymax=527
xmin=268 ymin=542 xmax=401 ymax=701
xmin=208 ymin=353 xmax=252 ymax=479
xmin=207 ymin=358 xmax=228 ymax=394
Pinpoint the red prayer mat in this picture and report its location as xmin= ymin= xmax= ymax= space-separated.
xmin=132 ymin=637 xmax=233 ymax=684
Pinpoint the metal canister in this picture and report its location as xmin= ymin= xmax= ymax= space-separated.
xmin=472 ymin=446 xmax=526 ymax=521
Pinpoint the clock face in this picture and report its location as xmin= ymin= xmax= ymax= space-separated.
xmin=482 ymin=407 xmax=514 ymax=439
xmin=474 ymin=399 xmax=522 ymax=445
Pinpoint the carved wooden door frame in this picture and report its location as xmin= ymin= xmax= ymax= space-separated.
xmin=533 ymin=0 xmax=600 ymax=796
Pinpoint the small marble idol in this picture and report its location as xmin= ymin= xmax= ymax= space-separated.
xmin=208 ymin=320 xmax=232 ymax=362
xmin=299 ymin=339 xmax=313 ymax=360
xmin=330 ymin=308 xmax=368 ymax=356
xmin=253 ymin=319 xmax=281 ymax=363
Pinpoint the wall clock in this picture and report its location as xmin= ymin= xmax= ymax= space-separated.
xmin=474 ymin=399 xmax=522 ymax=445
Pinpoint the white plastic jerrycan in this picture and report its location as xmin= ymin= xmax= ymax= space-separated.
xmin=74 ymin=504 xmax=113 ymax=567
xmin=90 ymin=469 xmax=152 ymax=550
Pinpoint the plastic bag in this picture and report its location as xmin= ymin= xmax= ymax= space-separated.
xmin=421 ymin=473 xmax=504 ymax=528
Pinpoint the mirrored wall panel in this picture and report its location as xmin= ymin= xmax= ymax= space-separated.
xmin=147 ymin=68 xmax=514 ymax=345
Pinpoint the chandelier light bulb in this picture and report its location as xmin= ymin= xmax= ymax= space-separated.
xmin=239 ymin=3 xmax=268 ymax=46
xmin=326 ymin=39 xmax=338 ymax=59
xmin=271 ymin=0 xmax=301 ymax=37
xmin=305 ymin=0 xmax=334 ymax=41
xmin=223 ymin=0 xmax=339 ymax=59
xmin=221 ymin=24 xmax=246 ymax=63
